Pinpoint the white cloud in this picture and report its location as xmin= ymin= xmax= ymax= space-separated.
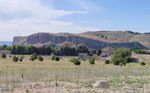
xmin=0 ymin=19 xmax=100 ymax=41
xmin=0 ymin=0 xmax=100 ymax=41
xmin=0 ymin=0 xmax=88 ymax=20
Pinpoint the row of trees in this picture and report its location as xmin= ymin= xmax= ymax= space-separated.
xmin=54 ymin=46 xmax=94 ymax=56
xmin=0 ymin=44 xmax=102 ymax=56
xmin=11 ymin=45 xmax=52 ymax=55
xmin=134 ymin=49 xmax=149 ymax=54
xmin=54 ymin=46 xmax=102 ymax=56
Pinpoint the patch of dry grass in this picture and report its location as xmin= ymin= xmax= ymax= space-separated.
xmin=0 ymin=55 xmax=150 ymax=92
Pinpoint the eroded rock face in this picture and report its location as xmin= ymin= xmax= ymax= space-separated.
xmin=13 ymin=32 xmax=147 ymax=49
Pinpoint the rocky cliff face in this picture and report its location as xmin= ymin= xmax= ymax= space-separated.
xmin=13 ymin=32 xmax=147 ymax=49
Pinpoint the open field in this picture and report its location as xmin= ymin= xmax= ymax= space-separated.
xmin=1 ymin=55 xmax=150 ymax=93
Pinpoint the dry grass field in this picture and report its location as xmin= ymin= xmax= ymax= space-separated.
xmin=0 ymin=55 xmax=150 ymax=93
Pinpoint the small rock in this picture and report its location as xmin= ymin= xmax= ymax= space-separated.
xmin=93 ymin=80 xmax=109 ymax=88
xmin=34 ymin=84 xmax=43 ymax=89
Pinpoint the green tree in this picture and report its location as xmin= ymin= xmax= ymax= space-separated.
xmin=2 ymin=45 xmax=7 ymax=50
xmin=77 ymin=46 xmax=89 ymax=53
xmin=96 ymin=49 xmax=102 ymax=56
xmin=49 ymin=42 xmax=57 ymax=48
xmin=26 ymin=45 xmax=38 ymax=54
xmin=11 ymin=45 xmax=16 ymax=54
xmin=1 ymin=53 xmax=6 ymax=58
xmin=112 ymin=48 xmax=131 ymax=65
xmin=4 ymin=46 xmax=12 ymax=50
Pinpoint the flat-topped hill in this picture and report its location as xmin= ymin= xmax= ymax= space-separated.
xmin=13 ymin=31 xmax=148 ymax=49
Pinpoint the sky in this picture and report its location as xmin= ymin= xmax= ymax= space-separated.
xmin=0 ymin=0 xmax=150 ymax=41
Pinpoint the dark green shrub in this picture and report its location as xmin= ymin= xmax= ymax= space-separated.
xmin=73 ymin=58 xmax=81 ymax=66
xmin=125 ymin=57 xmax=131 ymax=63
xmin=1 ymin=53 xmax=6 ymax=58
xmin=140 ymin=62 xmax=145 ymax=66
xmin=112 ymin=59 xmax=120 ymax=65
xmin=19 ymin=56 xmax=23 ymax=62
xmin=89 ymin=57 xmax=95 ymax=65
xmin=9 ymin=55 xmax=12 ymax=58
xmin=105 ymin=60 xmax=110 ymax=64
xmin=51 ymin=55 xmax=55 ymax=61
xmin=19 ymin=58 xmax=23 ymax=62
xmin=38 ymin=56 xmax=43 ymax=61
xmin=55 ymin=56 xmax=60 ymax=61
xmin=29 ymin=53 xmax=37 ymax=61
xmin=13 ymin=56 xmax=18 ymax=62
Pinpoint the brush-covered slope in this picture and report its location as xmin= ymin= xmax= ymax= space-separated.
xmin=80 ymin=31 xmax=150 ymax=48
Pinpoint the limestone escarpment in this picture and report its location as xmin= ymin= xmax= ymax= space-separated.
xmin=13 ymin=32 xmax=147 ymax=49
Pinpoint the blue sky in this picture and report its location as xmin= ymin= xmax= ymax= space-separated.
xmin=0 ymin=0 xmax=150 ymax=41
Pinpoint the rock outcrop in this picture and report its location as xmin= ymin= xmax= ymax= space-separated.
xmin=13 ymin=32 xmax=147 ymax=49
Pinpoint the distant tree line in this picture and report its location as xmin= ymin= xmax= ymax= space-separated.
xmin=53 ymin=46 xmax=102 ymax=56
xmin=125 ymin=30 xmax=141 ymax=34
xmin=143 ymin=32 xmax=150 ymax=34
xmin=126 ymin=30 xmax=150 ymax=35
xmin=0 ymin=44 xmax=102 ymax=56
xmin=11 ymin=45 xmax=52 ymax=55
xmin=134 ymin=49 xmax=149 ymax=54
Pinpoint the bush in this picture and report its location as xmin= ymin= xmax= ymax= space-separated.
xmin=73 ymin=58 xmax=81 ymax=66
xmin=13 ymin=56 xmax=18 ymax=62
xmin=38 ymin=56 xmax=43 ymax=61
xmin=89 ymin=57 xmax=95 ymax=65
xmin=51 ymin=55 xmax=55 ymax=61
xmin=9 ymin=55 xmax=12 ymax=58
xmin=125 ymin=57 xmax=131 ymax=63
xmin=113 ymin=61 xmax=119 ymax=65
xmin=30 ymin=53 xmax=37 ymax=61
xmin=140 ymin=62 xmax=145 ymax=66
xmin=55 ymin=56 xmax=60 ymax=61
xmin=105 ymin=60 xmax=110 ymax=64
xmin=112 ymin=57 xmax=127 ymax=66
xmin=1 ymin=53 xmax=6 ymax=58
xmin=19 ymin=58 xmax=23 ymax=62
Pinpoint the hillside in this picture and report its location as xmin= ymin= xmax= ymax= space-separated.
xmin=13 ymin=31 xmax=147 ymax=49
xmin=80 ymin=31 xmax=150 ymax=48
